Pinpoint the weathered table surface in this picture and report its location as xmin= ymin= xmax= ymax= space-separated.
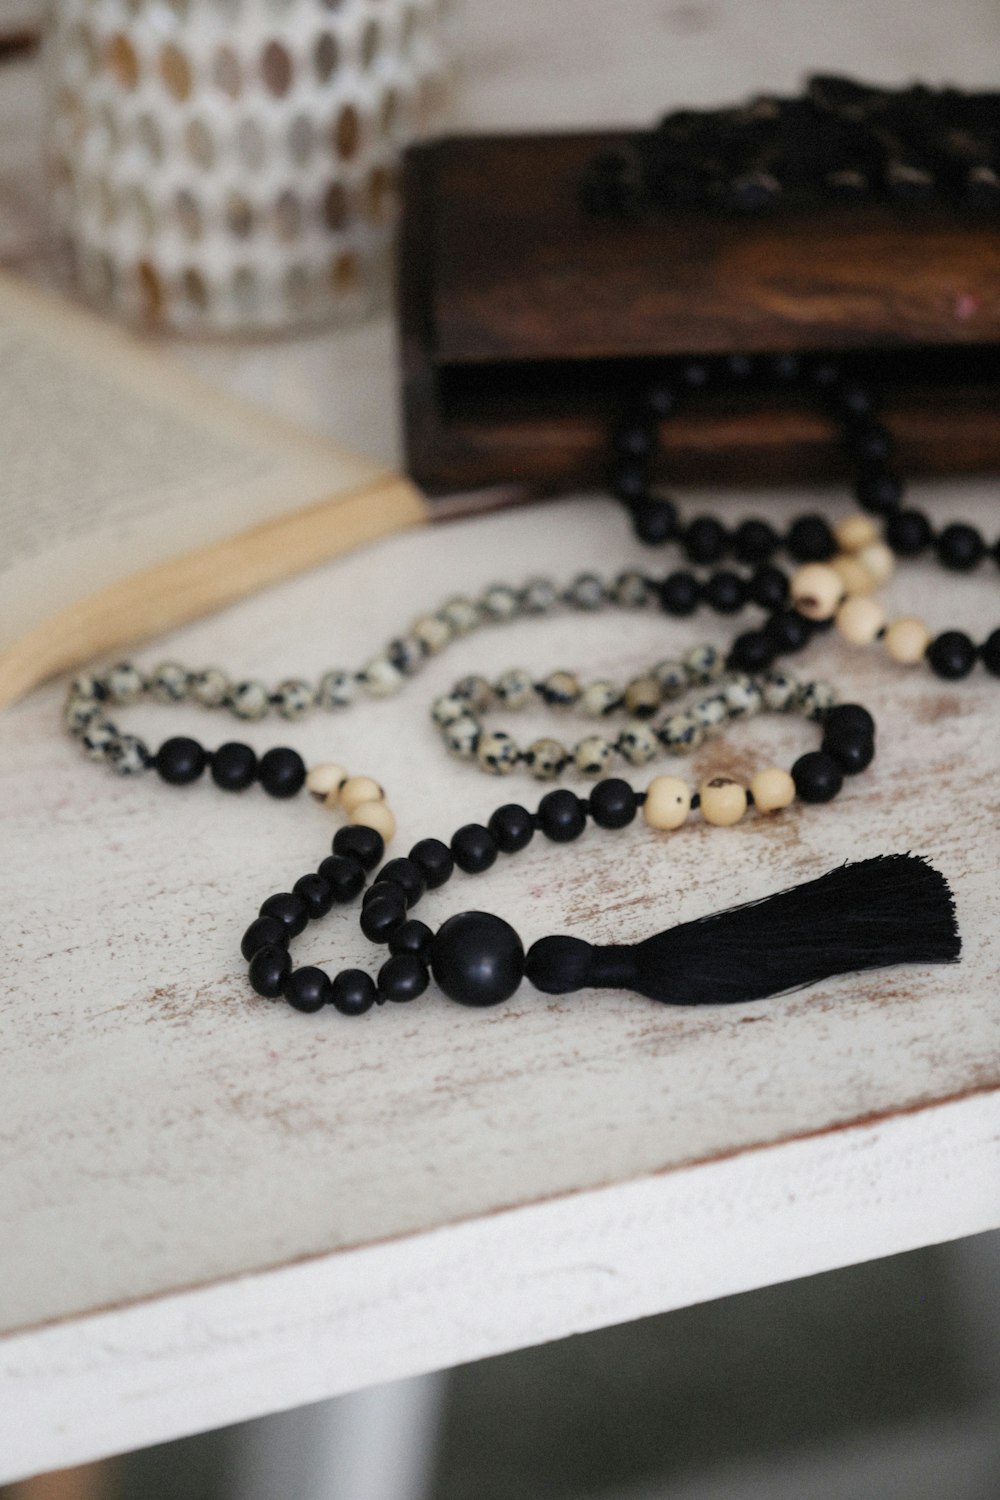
xmin=2 ymin=0 xmax=1000 ymax=1484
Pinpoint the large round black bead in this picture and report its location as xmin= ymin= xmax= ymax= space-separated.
xmin=926 ymin=631 xmax=977 ymax=680
xmin=684 ymin=515 xmax=728 ymax=565
xmin=936 ymin=523 xmax=985 ymax=572
xmin=537 ymin=789 xmax=586 ymax=842
xmin=704 ymin=570 xmax=746 ymax=614
xmin=156 ymin=736 xmax=207 ymax=785
xmin=786 ymin=514 xmax=835 ymax=562
xmin=258 ymin=747 xmax=306 ymax=798
xmin=728 ymin=630 xmax=776 ymax=672
xmin=885 ymin=508 xmax=932 ymax=557
xmin=589 ymin=778 xmax=637 ymax=829
xmin=211 ymin=741 xmax=257 ymax=791
xmin=430 ymin=911 xmax=525 ymax=1007
xmin=658 ymin=571 xmax=700 ymax=616
xmin=748 ymin=564 xmax=789 ymax=611
xmin=732 ymin=518 xmax=779 ymax=564
xmin=791 ymin=751 xmax=844 ymax=804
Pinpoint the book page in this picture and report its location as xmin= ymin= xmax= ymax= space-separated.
xmin=0 ymin=273 xmax=391 ymax=659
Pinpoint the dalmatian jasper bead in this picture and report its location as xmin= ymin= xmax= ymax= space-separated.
xmin=684 ymin=643 xmax=725 ymax=685
xmin=538 ymin=671 xmax=580 ymax=708
xmin=760 ymin=670 xmax=799 ymax=712
xmin=653 ymin=659 xmax=688 ymax=699
xmin=525 ymin=738 xmax=567 ymax=780
xmin=441 ymin=596 xmax=481 ymax=635
xmin=317 ymin=669 xmax=355 ymax=710
xmin=722 ymin=674 xmax=763 ymax=717
xmin=611 ymin=571 xmax=650 ymax=608
xmin=520 ymin=577 xmax=559 ymax=615
xmin=573 ymin=735 xmax=613 ymax=777
xmin=479 ymin=584 xmax=521 ymax=622
xmin=70 ymin=673 xmax=102 ymax=702
xmin=692 ymin=694 xmax=729 ymax=730
xmin=444 ymin=715 xmax=481 ymax=760
xmin=190 ymin=667 xmax=230 ymax=709
xmin=107 ymin=733 xmax=149 ymax=776
xmin=566 ymin=572 xmax=606 ymax=610
xmin=494 ymin=668 xmax=535 ymax=710
xmin=64 ymin=696 xmax=104 ymax=737
xmin=797 ymin=680 xmax=837 ymax=720
xmin=411 ymin=614 xmax=452 ymax=655
xmin=105 ymin=663 xmax=145 ymax=704
xmin=360 ymin=656 xmax=404 ymax=697
xmin=386 ymin=636 xmax=426 ymax=677
xmin=477 ymin=731 xmax=521 ymax=775
xmin=274 ymin=679 xmax=316 ymax=720
xmin=658 ymin=712 xmax=705 ymax=754
xmin=617 ymin=720 xmax=660 ymax=765
xmin=82 ymin=721 xmax=118 ymax=761
xmin=623 ymin=676 xmax=662 ymax=718
xmin=432 ymin=694 xmax=469 ymax=727
xmin=580 ymin=680 xmax=620 ymax=717
xmin=453 ymin=675 xmax=494 ymax=712
xmin=229 ymin=680 xmax=270 ymax=720
xmin=149 ymin=661 xmax=189 ymax=703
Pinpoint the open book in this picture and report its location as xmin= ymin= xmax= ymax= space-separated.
xmin=0 ymin=273 xmax=428 ymax=708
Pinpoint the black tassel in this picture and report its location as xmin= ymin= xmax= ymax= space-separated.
xmin=525 ymin=855 xmax=960 ymax=1005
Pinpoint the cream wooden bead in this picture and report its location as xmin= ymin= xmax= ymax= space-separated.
xmin=642 ymin=776 xmax=692 ymax=831
xmin=884 ymin=616 xmax=931 ymax=665
xmin=831 ymin=555 xmax=877 ymax=597
xmin=749 ymin=767 xmax=796 ymax=814
xmin=305 ymin=763 xmax=348 ymax=802
xmin=790 ymin=563 xmax=843 ymax=621
xmin=857 ymin=541 xmax=895 ymax=585
xmin=339 ymin=774 xmax=384 ymax=813
xmin=699 ymin=777 xmax=748 ymax=826
xmin=350 ymin=799 xmax=396 ymax=843
xmin=836 ymin=595 xmax=885 ymax=646
xmin=835 ymin=514 xmax=879 ymax=553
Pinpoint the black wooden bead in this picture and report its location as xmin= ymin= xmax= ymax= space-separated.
xmin=704 ymin=569 xmax=747 ymax=614
xmin=849 ymin=421 xmax=894 ymax=467
xmin=292 ymin=872 xmax=334 ymax=919
xmin=330 ymin=968 xmax=377 ymax=1016
xmin=259 ymin=891 xmax=309 ymax=937
xmin=855 ymin=469 xmax=904 ymax=515
xmin=658 ymin=571 xmax=701 ymax=616
xmin=609 ymin=456 xmax=648 ymax=503
xmin=211 ymin=741 xmax=257 ymax=791
xmin=786 ymin=514 xmax=836 ymax=562
xmin=936 ymin=522 xmax=986 ymax=572
xmin=317 ymin=853 xmax=366 ymax=902
xmin=241 ymin=914 xmax=288 ymax=962
xmin=537 ymin=789 xmax=587 ymax=842
xmin=363 ymin=880 xmax=405 ymax=909
xmin=284 ymin=965 xmax=332 ymax=1013
xmin=728 ymin=630 xmax=776 ymax=672
xmin=791 ymin=751 xmax=844 ymax=803
xmin=732 ymin=518 xmax=779 ymax=564
xmin=810 ymin=359 xmax=841 ymax=390
xmin=430 ymin=911 xmax=525 ymax=1007
xmin=156 ymin=736 xmax=207 ymax=785
xmin=884 ymin=508 xmax=932 ymax=556
xmin=589 ymin=777 xmax=637 ymax=829
xmin=409 ymin=837 xmax=454 ymax=888
xmin=821 ymin=729 xmax=875 ymax=775
xmin=766 ymin=610 xmax=812 ymax=653
xmin=332 ymin=824 xmax=384 ymax=870
xmin=770 ymin=352 xmax=801 ymax=382
xmin=981 ymin=629 xmax=1000 ymax=677
xmin=726 ymin=352 xmax=754 ymax=380
xmin=614 ymin=420 xmax=654 ymax=459
xmin=377 ymin=953 xmax=429 ymax=1004
xmin=644 ymin=383 xmax=677 ymax=418
xmin=451 ymin=823 xmax=498 ymax=874
xmin=682 ymin=360 xmax=709 ymax=389
xmin=258 ymin=746 xmax=306 ymax=798
xmin=525 ymin=935 xmax=593 ymax=994
xmin=837 ymin=383 xmax=876 ymax=419
xmin=389 ymin=919 xmax=435 ymax=958
xmin=748 ymin=564 xmax=789 ymax=611
xmin=374 ymin=857 xmax=425 ymax=906
xmin=488 ymin=803 xmax=535 ymax=853
xmin=684 ymin=515 xmax=728 ymax=565
xmin=824 ymin=703 xmax=876 ymax=740
xmin=631 ymin=497 xmax=678 ymax=545
xmin=926 ymin=631 xmax=977 ymax=680
xmin=360 ymin=893 xmax=406 ymax=943
xmin=248 ymin=944 xmax=292 ymax=998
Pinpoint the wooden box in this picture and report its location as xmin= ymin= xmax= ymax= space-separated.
xmin=398 ymin=132 xmax=1000 ymax=497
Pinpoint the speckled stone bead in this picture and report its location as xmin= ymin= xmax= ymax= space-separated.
xmin=658 ymin=713 xmax=705 ymax=753
xmin=149 ymin=661 xmax=189 ymax=703
xmin=539 ymin=671 xmax=580 ymax=707
xmin=477 ymin=732 xmax=520 ymax=775
xmin=566 ymin=572 xmax=605 ymax=610
xmin=64 ymin=696 xmax=104 ymax=736
xmin=444 ymin=715 xmax=480 ymax=760
xmin=360 ymin=656 xmax=404 ymax=698
xmin=432 ymin=694 xmax=469 ymax=727
xmin=82 ymin=721 xmax=117 ymax=760
xmin=230 ymin=680 xmax=270 ymax=720
xmin=617 ymin=721 xmax=660 ymax=765
xmin=107 ymin=733 xmax=149 ymax=775
xmin=441 ymin=596 xmax=481 ymax=635
xmin=480 ymin=584 xmax=521 ymax=621
xmin=749 ymin=766 xmax=797 ymax=813
xmin=722 ymin=674 xmax=763 ymax=717
xmin=525 ymin=738 xmax=567 ymax=780
xmin=611 ymin=571 xmax=650 ymax=608
xmin=580 ymin=680 xmax=621 ymax=717
xmin=653 ymin=660 xmax=687 ymax=698
xmin=692 ymin=694 xmax=728 ymax=729
xmin=683 ymin=643 xmax=725 ymax=684
xmin=760 ymin=670 xmax=799 ymax=711
xmin=105 ymin=663 xmax=145 ymax=704
xmin=797 ymin=680 xmax=837 ymax=720
xmin=386 ymin=636 xmax=426 ymax=677
xmin=573 ymin=735 xmax=613 ymax=777
xmin=411 ymin=614 xmax=451 ymax=655
xmin=453 ymin=675 xmax=494 ymax=711
xmin=699 ymin=777 xmax=748 ymax=826
xmin=494 ymin=668 xmax=535 ymax=709
xmin=317 ymin=669 xmax=355 ymax=710
xmin=70 ymin=673 xmax=101 ymax=701
xmin=643 ymin=775 xmax=692 ymax=830
xmin=274 ymin=679 xmax=316 ymax=720
xmin=190 ymin=667 xmax=230 ymax=708
xmin=623 ymin=676 xmax=662 ymax=718
xmin=520 ymin=577 xmax=559 ymax=615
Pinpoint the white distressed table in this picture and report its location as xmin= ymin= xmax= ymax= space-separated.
xmin=2 ymin=0 xmax=1000 ymax=1486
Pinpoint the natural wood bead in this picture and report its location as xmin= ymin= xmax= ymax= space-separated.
xmin=835 ymin=514 xmax=879 ymax=553
xmin=340 ymin=774 xmax=384 ymax=812
xmin=857 ymin=541 xmax=895 ymax=585
xmin=836 ymin=595 xmax=885 ymax=646
xmin=884 ymin=616 xmax=931 ymax=665
xmin=790 ymin=563 xmax=843 ymax=621
xmin=350 ymin=799 xmax=396 ymax=843
xmin=831 ymin=555 xmax=877 ymax=596
xmin=642 ymin=775 xmax=691 ymax=830
xmin=306 ymin=762 xmax=348 ymax=801
xmin=699 ymin=777 xmax=748 ymax=826
xmin=749 ymin=767 xmax=796 ymax=813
